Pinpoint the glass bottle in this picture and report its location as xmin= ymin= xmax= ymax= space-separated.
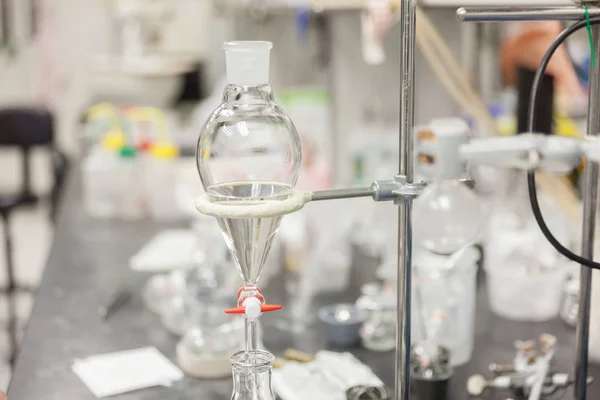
xmin=230 ymin=350 xmax=276 ymax=400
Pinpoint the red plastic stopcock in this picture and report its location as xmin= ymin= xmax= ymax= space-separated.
xmin=224 ymin=304 xmax=283 ymax=314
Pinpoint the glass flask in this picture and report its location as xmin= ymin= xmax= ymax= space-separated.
xmin=196 ymin=40 xmax=302 ymax=286
xmin=359 ymin=285 xmax=396 ymax=352
xmin=230 ymin=350 xmax=276 ymax=400
xmin=414 ymin=118 xmax=485 ymax=255
xmin=196 ymin=41 xmax=304 ymax=361
xmin=413 ymin=179 xmax=484 ymax=255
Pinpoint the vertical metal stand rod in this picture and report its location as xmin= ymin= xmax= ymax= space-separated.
xmin=576 ymin=24 xmax=600 ymax=400
xmin=397 ymin=1 xmax=417 ymax=400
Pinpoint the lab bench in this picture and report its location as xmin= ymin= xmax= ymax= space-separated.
xmin=7 ymin=170 xmax=600 ymax=400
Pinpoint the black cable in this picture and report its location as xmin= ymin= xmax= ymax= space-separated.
xmin=528 ymin=17 xmax=600 ymax=270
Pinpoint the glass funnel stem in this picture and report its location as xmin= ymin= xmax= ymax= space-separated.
xmin=243 ymin=318 xmax=260 ymax=396
xmin=245 ymin=318 xmax=259 ymax=354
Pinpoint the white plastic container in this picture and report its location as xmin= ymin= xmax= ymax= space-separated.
xmin=485 ymin=260 xmax=567 ymax=321
xmin=81 ymin=148 xmax=119 ymax=218
xmin=81 ymin=131 xmax=125 ymax=218
xmin=484 ymin=174 xmax=570 ymax=321
xmin=145 ymin=143 xmax=182 ymax=221
xmin=485 ymin=218 xmax=569 ymax=321
xmin=116 ymin=147 xmax=147 ymax=220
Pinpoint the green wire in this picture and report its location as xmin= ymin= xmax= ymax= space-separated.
xmin=585 ymin=5 xmax=596 ymax=69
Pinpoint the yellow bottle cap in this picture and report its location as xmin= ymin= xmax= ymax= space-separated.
xmin=101 ymin=129 xmax=126 ymax=150
xmin=150 ymin=143 xmax=179 ymax=159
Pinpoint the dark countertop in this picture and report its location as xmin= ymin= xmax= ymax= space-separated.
xmin=8 ymin=171 xmax=600 ymax=400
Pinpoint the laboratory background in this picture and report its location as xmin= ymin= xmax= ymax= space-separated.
xmin=1 ymin=0 xmax=600 ymax=399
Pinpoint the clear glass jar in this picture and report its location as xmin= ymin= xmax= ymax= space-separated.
xmin=230 ymin=350 xmax=276 ymax=400
xmin=360 ymin=287 xmax=396 ymax=352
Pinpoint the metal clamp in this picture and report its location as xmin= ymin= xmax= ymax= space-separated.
xmin=310 ymin=176 xmax=426 ymax=203
xmin=371 ymin=175 xmax=427 ymax=203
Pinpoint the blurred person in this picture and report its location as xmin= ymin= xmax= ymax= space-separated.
xmin=501 ymin=21 xmax=585 ymax=99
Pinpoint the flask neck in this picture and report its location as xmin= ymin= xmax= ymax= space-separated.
xmin=222 ymin=84 xmax=274 ymax=104
xmin=231 ymin=350 xmax=276 ymax=400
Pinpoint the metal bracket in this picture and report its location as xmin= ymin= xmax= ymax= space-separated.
xmin=371 ymin=175 xmax=427 ymax=203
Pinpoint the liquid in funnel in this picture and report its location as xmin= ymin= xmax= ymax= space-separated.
xmin=207 ymin=182 xmax=292 ymax=283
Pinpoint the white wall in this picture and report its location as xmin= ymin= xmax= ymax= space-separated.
xmin=0 ymin=3 xmax=463 ymax=178
xmin=231 ymin=8 xmax=463 ymax=182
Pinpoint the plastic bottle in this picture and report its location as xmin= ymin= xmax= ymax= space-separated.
xmin=146 ymin=142 xmax=181 ymax=220
xmin=117 ymin=146 xmax=146 ymax=219
xmin=81 ymin=130 xmax=125 ymax=218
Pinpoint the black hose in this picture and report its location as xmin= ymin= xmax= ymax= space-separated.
xmin=528 ymin=17 xmax=600 ymax=270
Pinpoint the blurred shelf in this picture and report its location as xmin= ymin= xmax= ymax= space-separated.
xmin=425 ymin=0 xmax=570 ymax=6
xmin=215 ymin=0 xmax=573 ymax=12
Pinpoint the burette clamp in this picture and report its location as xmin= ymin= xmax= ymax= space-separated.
xmin=372 ymin=175 xmax=427 ymax=203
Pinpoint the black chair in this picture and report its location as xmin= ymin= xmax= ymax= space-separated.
xmin=0 ymin=108 xmax=68 ymax=364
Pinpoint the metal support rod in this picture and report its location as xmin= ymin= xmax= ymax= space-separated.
xmin=397 ymin=1 xmax=417 ymax=400
xmin=310 ymin=187 xmax=376 ymax=201
xmin=576 ymin=23 xmax=600 ymax=400
xmin=456 ymin=7 xmax=600 ymax=22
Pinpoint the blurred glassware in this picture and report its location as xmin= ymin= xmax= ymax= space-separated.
xmin=161 ymin=252 xmax=222 ymax=335
xmin=359 ymin=284 xmax=396 ymax=352
xmin=411 ymin=247 xmax=479 ymax=366
xmin=275 ymin=200 xmax=353 ymax=333
xmin=142 ymin=270 xmax=188 ymax=315
xmin=142 ymin=222 xmax=229 ymax=317
xmin=413 ymin=118 xmax=484 ymax=256
xmin=176 ymin=307 xmax=244 ymax=378
xmin=485 ymin=172 xmax=569 ymax=321
xmin=413 ymin=179 xmax=484 ymax=255
xmin=560 ymin=276 xmax=579 ymax=328
xmin=356 ymin=283 xmax=382 ymax=313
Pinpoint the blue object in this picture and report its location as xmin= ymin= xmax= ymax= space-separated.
xmin=577 ymin=57 xmax=590 ymax=88
xmin=488 ymin=102 xmax=505 ymax=119
xmin=296 ymin=8 xmax=310 ymax=42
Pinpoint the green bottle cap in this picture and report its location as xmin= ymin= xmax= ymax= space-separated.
xmin=119 ymin=146 xmax=137 ymax=158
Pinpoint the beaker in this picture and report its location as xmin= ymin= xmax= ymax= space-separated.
xmin=231 ymin=350 xmax=276 ymax=400
xmin=412 ymin=247 xmax=478 ymax=366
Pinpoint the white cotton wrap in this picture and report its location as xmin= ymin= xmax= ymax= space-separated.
xmin=195 ymin=189 xmax=312 ymax=218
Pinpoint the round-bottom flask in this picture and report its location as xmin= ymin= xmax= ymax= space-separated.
xmin=231 ymin=350 xmax=276 ymax=400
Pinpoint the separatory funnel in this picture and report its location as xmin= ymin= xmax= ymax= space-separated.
xmin=195 ymin=41 xmax=307 ymax=391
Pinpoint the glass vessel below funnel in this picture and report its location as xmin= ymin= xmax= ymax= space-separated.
xmin=231 ymin=350 xmax=276 ymax=400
